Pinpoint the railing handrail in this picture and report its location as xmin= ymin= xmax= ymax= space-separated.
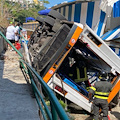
xmin=0 ymin=31 xmax=23 ymax=58
xmin=20 ymin=59 xmax=70 ymax=120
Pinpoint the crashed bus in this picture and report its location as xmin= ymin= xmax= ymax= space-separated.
xmin=27 ymin=0 xmax=120 ymax=113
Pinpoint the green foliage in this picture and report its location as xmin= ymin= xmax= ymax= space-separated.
xmin=44 ymin=0 xmax=49 ymax=4
xmin=45 ymin=100 xmax=50 ymax=106
xmin=1 ymin=0 xmax=49 ymax=24
xmin=59 ymin=99 xmax=66 ymax=109
xmin=45 ymin=99 xmax=66 ymax=109
xmin=13 ymin=4 xmax=45 ymax=23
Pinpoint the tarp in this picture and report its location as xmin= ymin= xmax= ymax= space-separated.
xmin=26 ymin=17 xmax=35 ymax=23
xmin=38 ymin=9 xmax=51 ymax=15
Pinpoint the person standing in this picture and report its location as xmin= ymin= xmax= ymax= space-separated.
xmin=88 ymin=72 xmax=112 ymax=120
xmin=15 ymin=23 xmax=21 ymax=45
xmin=6 ymin=22 xmax=16 ymax=51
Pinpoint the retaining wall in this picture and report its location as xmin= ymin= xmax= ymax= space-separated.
xmin=0 ymin=26 xmax=7 ymax=55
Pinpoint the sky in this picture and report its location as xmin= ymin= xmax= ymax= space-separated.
xmin=45 ymin=0 xmax=71 ymax=8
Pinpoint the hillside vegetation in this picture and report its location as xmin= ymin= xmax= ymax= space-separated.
xmin=0 ymin=0 xmax=49 ymax=27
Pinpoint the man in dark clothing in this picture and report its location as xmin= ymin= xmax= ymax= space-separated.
xmin=88 ymin=72 xmax=112 ymax=120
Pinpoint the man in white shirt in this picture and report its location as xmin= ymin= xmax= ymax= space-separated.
xmin=6 ymin=22 xmax=16 ymax=51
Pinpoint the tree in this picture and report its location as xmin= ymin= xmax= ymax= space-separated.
xmin=13 ymin=3 xmax=46 ymax=23
xmin=0 ymin=0 xmax=50 ymax=27
xmin=0 ymin=0 xmax=22 ymax=27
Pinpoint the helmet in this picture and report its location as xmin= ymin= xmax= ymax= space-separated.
xmin=99 ymin=71 xmax=107 ymax=80
xmin=10 ymin=22 xmax=13 ymax=24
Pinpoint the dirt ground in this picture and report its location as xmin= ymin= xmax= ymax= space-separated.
xmin=69 ymin=97 xmax=120 ymax=120
xmin=2 ymin=49 xmax=120 ymax=120
xmin=70 ymin=104 xmax=120 ymax=120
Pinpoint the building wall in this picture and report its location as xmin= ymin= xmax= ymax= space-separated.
xmin=23 ymin=22 xmax=39 ymax=31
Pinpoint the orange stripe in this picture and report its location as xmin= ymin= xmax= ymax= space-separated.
xmin=43 ymin=26 xmax=83 ymax=83
xmin=43 ymin=67 xmax=56 ymax=83
xmin=111 ymin=76 xmax=117 ymax=84
xmin=69 ymin=27 xmax=83 ymax=46
xmin=98 ymin=44 xmax=102 ymax=47
xmin=107 ymin=79 xmax=120 ymax=103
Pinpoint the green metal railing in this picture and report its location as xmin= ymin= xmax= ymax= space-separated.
xmin=20 ymin=59 xmax=70 ymax=120
xmin=0 ymin=31 xmax=23 ymax=58
xmin=0 ymin=31 xmax=70 ymax=120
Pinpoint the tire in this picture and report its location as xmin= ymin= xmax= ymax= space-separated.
xmin=36 ymin=16 xmax=44 ymax=24
xmin=48 ymin=9 xmax=67 ymax=20
xmin=44 ymin=16 xmax=55 ymax=27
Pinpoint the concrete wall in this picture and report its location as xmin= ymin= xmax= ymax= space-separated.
xmin=0 ymin=27 xmax=7 ymax=55
xmin=0 ymin=35 xmax=4 ymax=54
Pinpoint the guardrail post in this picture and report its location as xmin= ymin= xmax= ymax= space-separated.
xmin=50 ymin=101 xmax=58 ymax=120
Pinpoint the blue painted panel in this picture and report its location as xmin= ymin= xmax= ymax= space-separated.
xmin=111 ymin=47 xmax=115 ymax=52
xmin=113 ymin=1 xmax=120 ymax=18
xmin=68 ymin=4 xmax=72 ymax=21
xmin=63 ymin=6 xmax=66 ymax=16
xmin=113 ymin=32 xmax=120 ymax=39
xmin=86 ymin=2 xmax=94 ymax=28
xmin=119 ymin=49 xmax=120 ymax=57
xmin=101 ymin=26 xmax=120 ymax=40
xmin=59 ymin=8 xmax=61 ymax=13
xmin=74 ymin=3 xmax=81 ymax=22
xmin=97 ymin=11 xmax=106 ymax=36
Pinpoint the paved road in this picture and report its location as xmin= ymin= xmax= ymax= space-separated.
xmin=0 ymin=50 xmax=40 ymax=120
